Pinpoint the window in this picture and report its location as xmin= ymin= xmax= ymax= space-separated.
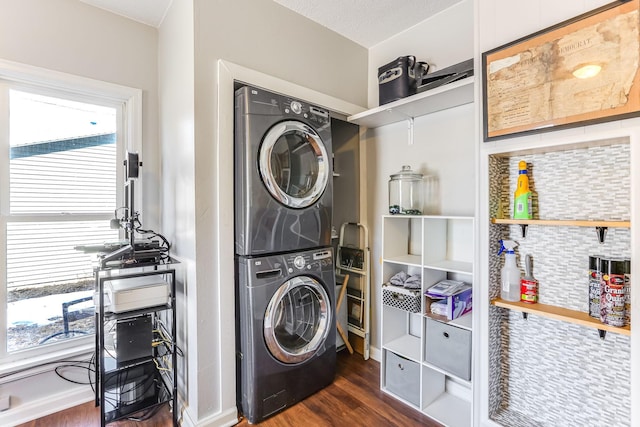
xmin=0 ymin=62 xmax=141 ymax=363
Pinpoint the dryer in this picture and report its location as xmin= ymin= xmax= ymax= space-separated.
xmin=234 ymin=85 xmax=333 ymax=256
xmin=236 ymin=247 xmax=336 ymax=423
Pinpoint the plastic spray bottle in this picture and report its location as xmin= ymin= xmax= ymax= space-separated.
xmin=498 ymin=240 xmax=521 ymax=302
xmin=513 ymin=160 xmax=533 ymax=219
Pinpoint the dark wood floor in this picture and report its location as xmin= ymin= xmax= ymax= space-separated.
xmin=16 ymin=401 xmax=173 ymax=427
xmin=236 ymin=350 xmax=441 ymax=427
xmin=18 ymin=350 xmax=440 ymax=426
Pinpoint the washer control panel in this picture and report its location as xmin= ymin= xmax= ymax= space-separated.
xmin=293 ymin=255 xmax=306 ymax=270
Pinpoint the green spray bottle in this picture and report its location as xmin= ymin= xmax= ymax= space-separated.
xmin=513 ymin=160 xmax=533 ymax=219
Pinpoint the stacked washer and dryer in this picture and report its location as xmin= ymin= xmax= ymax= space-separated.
xmin=234 ymin=85 xmax=336 ymax=423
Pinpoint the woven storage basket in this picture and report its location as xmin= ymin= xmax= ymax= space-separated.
xmin=382 ymin=285 xmax=421 ymax=313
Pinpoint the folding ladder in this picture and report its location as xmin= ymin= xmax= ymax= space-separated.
xmin=336 ymin=222 xmax=370 ymax=360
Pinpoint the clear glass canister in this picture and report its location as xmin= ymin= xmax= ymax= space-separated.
xmin=389 ymin=165 xmax=423 ymax=215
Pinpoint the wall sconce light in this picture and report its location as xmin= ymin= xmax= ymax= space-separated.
xmin=572 ymin=64 xmax=602 ymax=79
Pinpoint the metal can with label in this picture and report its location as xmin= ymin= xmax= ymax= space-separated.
xmin=588 ymin=255 xmax=603 ymax=318
xmin=520 ymin=278 xmax=538 ymax=303
xmin=624 ymin=259 xmax=631 ymax=326
xmin=600 ymin=259 xmax=627 ymax=327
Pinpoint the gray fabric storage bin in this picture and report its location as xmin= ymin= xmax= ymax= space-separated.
xmin=384 ymin=351 xmax=420 ymax=406
xmin=425 ymin=317 xmax=471 ymax=380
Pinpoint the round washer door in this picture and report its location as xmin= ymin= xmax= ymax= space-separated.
xmin=264 ymin=275 xmax=332 ymax=364
xmin=259 ymin=120 xmax=329 ymax=209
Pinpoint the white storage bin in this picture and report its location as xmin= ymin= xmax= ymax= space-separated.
xmin=425 ymin=317 xmax=471 ymax=380
xmin=384 ymin=350 xmax=420 ymax=406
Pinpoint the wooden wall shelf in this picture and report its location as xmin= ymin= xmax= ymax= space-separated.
xmin=491 ymin=218 xmax=629 ymax=242
xmin=491 ymin=298 xmax=630 ymax=338
xmin=491 ymin=218 xmax=630 ymax=228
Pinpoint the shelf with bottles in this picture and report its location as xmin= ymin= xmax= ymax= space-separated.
xmin=491 ymin=298 xmax=630 ymax=338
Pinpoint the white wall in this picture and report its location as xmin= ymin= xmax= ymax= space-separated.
xmin=160 ymin=0 xmax=368 ymax=424
xmin=365 ymin=0 xmax=475 ymax=356
xmin=0 ymin=0 xmax=158 ymax=423
xmin=157 ymin=0 xmax=196 ymax=421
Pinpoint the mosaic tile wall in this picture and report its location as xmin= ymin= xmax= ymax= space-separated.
xmin=488 ymin=143 xmax=631 ymax=426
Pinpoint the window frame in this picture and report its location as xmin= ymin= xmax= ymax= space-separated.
xmin=0 ymin=59 xmax=142 ymax=365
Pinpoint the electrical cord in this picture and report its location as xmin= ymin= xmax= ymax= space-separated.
xmin=0 ymin=355 xmax=95 ymax=383
xmin=125 ymin=403 xmax=164 ymax=422
xmin=54 ymin=361 xmax=95 ymax=385
xmin=155 ymin=318 xmax=184 ymax=358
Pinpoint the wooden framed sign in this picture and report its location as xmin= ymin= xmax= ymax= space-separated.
xmin=482 ymin=0 xmax=640 ymax=141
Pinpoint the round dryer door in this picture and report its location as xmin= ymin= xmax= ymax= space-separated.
xmin=259 ymin=120 xmax=329 ymax=209
xmin=264 ymin=275 xmax=332 ymax=364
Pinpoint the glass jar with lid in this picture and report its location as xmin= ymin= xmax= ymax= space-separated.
xmin=388 ymin=165 xmax=423 ymax=215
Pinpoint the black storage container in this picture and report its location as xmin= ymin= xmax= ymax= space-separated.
xmin=378 ymin=56 xmax=428 ymax=106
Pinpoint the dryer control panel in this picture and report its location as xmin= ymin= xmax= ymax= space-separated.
xmin=283 ymin=98 xmax=329 ymax=126
xmin=284 ymin=249 xmax=333 ymax=273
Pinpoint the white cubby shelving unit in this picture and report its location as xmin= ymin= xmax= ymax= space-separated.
xmin=380 ymin=214 xmax=474 ymax=427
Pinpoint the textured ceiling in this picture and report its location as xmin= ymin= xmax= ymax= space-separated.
xmin=273 ymin=0 xmax=462 ymax=47
xmin=79 ymin=0 xmax=461 ymax=48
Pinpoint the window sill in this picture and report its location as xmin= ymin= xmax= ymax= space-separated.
xmin=0 ymin=341 xmax=94 ymax=383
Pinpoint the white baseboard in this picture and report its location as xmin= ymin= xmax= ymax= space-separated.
xmin=369 ymin=345 xmax=382 ymax=362
xmin=179 ymin=405 xmax=238 ymax=427
xmin=0 ymin=385 xmax=93 ymax=426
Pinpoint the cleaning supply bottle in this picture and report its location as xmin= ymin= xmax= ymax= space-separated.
xmin=498 ymin=240 xmax=521 ymax=302
xmin=513 ymin=160 xmax=533 ymax=219
xmin=520 ymin=254 xmax=538 ymax=303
